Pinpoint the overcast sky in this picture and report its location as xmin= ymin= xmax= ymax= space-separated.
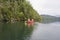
xmin=28 ymin=0 xmax=60 ymax=16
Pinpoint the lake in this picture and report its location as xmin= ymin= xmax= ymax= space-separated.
xmin=0 ymin=22 xmax=60 ymax=40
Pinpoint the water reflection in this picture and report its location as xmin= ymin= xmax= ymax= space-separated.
xmin=25 ymin=21 xmax=34 ymax=27
xmin=30 ymin=22 xmax=60 ymax=40
xmin=0 ymin=22 xmax=34 ymax=40
xmin=1 ymin=22 xmax=60 ymax=40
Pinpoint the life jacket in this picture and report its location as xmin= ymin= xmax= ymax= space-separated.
xmin=27 ymin=21 xmax=31 ymax=24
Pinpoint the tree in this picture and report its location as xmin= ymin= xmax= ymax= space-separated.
xmin=0 ymin=0 xmax=41 ymax=22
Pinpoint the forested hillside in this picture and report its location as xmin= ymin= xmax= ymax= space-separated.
xmin=0 ymin=0 xmax=41 ymax=22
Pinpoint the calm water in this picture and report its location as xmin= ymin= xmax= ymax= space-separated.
xmin=0 ymin=22 xmax=60 ymax=40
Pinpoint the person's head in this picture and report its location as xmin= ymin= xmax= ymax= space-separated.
xmin=32 ymin=19 xmax=34 ymax=21
xmin=28 ymin=18 xmax=30 ymax=21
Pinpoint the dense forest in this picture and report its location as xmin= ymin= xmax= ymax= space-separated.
xmin=0 ymin=0 xmax=41 ymax=22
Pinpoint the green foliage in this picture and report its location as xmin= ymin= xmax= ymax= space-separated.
xmin=0 ymin=0 xmax=41 ymax=22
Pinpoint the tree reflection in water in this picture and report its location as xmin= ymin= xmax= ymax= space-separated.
xmin=0 ymin=22 xmax=34 ymax=40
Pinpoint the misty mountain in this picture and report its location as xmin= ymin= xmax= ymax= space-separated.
xmin=40 ymin=15 xmax=60 ymax=23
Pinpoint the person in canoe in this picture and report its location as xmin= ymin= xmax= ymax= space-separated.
xmin=25 ymin=18 xmax=34 ymax=26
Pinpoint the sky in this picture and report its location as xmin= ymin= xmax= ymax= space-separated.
xmin=28 ymin=0 xmax=60 ymax=16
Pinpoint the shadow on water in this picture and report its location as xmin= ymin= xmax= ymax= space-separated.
xmin=0 ymin=22 xmax=34 ymax=40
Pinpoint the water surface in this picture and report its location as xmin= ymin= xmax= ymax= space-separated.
xmin=0 ymin=22 xmax=60 ymax=40
xmin=30 ymin=22 xmax=60 ymax=40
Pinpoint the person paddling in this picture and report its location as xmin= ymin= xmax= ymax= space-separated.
xmin=25 ymin=18 xmax=34 ymax=27
xmin=27 ymin=18 xmax=31 ymax=24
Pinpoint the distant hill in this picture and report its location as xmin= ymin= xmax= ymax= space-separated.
xmin=40 ymin=15 xmax=60 ymax=23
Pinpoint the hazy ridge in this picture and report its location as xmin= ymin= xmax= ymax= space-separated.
xmin=41 ymin=15 xmax=60 ymax=23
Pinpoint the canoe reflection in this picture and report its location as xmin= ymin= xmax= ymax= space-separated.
xmin=25 ymin=21 xmax=34 ymax=27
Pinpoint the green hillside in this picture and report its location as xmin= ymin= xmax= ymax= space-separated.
xmin=0 ymin=0 xmax=41 ymax=22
